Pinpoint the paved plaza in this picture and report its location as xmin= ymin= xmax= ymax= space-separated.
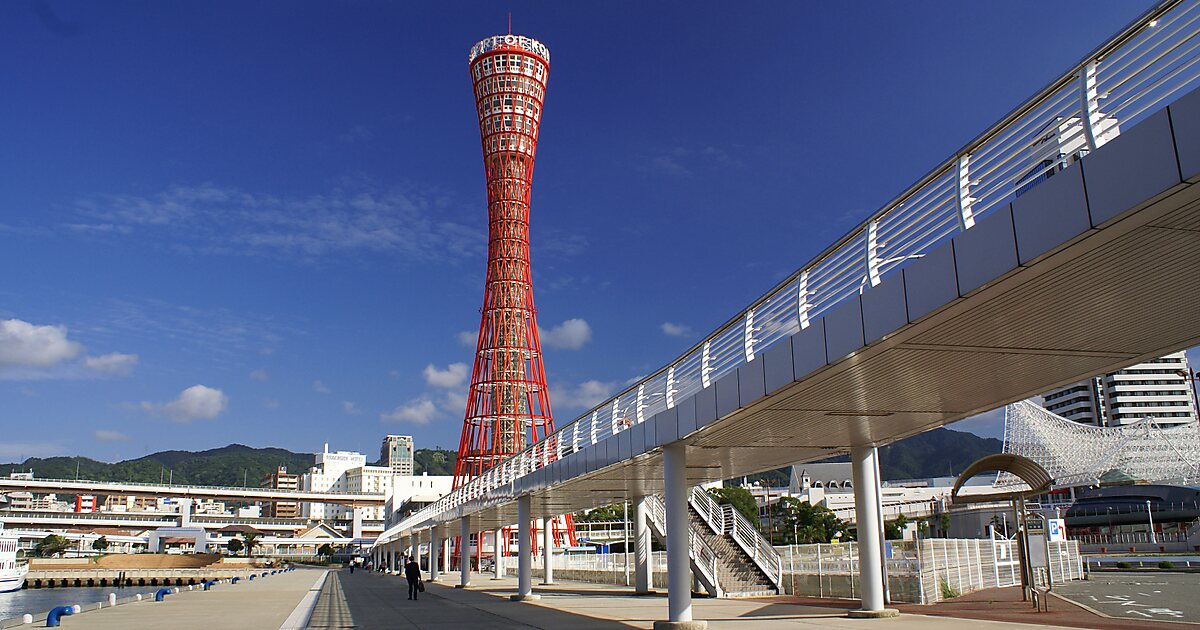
xmin=26 ymin=566 xmax=1200 ymax=629
xmin=1055 ymin=571 xmax=1200 ymax=624
xmin=328 ymin=570 xmax=1093 ymax=629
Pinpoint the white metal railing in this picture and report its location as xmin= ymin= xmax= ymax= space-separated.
xmin=688 ymin=487 xmax=725 ymax=536
xmin=721 ymin=503 xmax=783 ymax=589
xmin=687 ymin=487 xmax=782 ymax=590
xmin=644 ymin=494 xmax=722 ymax=597
xmin=380 ymin=0 xmax=1200 ymax=546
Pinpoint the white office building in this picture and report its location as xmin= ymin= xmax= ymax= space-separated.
xmin=302 ymin=442 xmax=454 ymax=526
xmin=1042 ymin=351 xmax=1196 ymax=428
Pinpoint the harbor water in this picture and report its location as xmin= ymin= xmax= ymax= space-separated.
xmin=0 ymin=585 xmax=135 ymax=621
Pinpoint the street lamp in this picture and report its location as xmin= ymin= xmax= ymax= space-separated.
xmin=1146 ymin=499 xmax=1157 ymax=544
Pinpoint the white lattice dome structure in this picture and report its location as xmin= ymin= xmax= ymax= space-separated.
xmin=998 ymin=400 xmax=1200 ymax=488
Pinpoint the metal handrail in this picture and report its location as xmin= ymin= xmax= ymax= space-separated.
xmin=688 ymin=487 xmax=725 ymax=536
xmin=720 ymin=503 xmax=783 ymax=589
xmin=379 ymin=0 xmax=1200 ymax=546
xmin=644 ymin=494 xmax=722 ymax=597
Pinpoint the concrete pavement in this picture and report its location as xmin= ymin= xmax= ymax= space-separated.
xmin=48 ymin=567 xmax=326 ymax=629
xmin=338 ymin=570 xmax=1077 ymax=629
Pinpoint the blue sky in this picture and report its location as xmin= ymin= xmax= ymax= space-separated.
xmin=0 ymin=0 xmax=1179 ymax=463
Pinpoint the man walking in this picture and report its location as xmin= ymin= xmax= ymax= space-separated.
xmin=404 ymin=555 xmax=422 ymax=600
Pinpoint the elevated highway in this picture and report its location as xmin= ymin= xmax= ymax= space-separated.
xmin=0 ymin=477 xmax=384 ymax=507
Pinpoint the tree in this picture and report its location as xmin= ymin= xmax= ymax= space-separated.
xmin=226 ymin=538 xmax=244 ymax=555
xmin=884 ymin=514 xmax=908 ymax=540
xmin=242 ymin=532 xmax=261 ymax=557
xmin=91 ymin=536 xmax=110 ymax=552
xmin=708 ymin=487 xmax=759 ymax=525
xmin=578 ymin=503 xmax=626 ymax=522
xmin=770 ymin=497 xmax=846 ymax=544
xmin=317 ymin=543 xmax=335 ymax=559
xmin=36 ymin=534 xmax=71 ymax=558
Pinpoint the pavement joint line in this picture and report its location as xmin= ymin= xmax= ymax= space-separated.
xmin=1051 ymin=589 xmax=1200 ymax=627
xmin=279 ymin=568 xmax=330 ymax=630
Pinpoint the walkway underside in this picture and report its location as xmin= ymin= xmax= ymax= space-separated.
xmin=448 ymin=94 xmax=1200 ymax=530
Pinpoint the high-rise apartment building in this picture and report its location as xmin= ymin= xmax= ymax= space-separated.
xmin=1042 ymin=351 xmax=1197 ymax=427
xmin=380 ymin=435 xmax=414 ymax=475
xmin=261 ymin=465 xmax=301 ymax=518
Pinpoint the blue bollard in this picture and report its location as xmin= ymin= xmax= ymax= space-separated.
xmin=46 ymin=606 xmax=74 ymax=627
xmin=154 ymin=588 xmax=172 ymax=602
xmin=203 ymin=580 xmax=217 ymax=590
xmin=260 ymin=572 xmax=267 ymax=577
xmin=248 ymin=575 xmax=255 ymax=581
xmin=231 ymin=577 xmax=240 ymax=584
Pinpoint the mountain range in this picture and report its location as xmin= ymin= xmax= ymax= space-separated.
xmin=1 ymin=427 xmax=1001 ymax=489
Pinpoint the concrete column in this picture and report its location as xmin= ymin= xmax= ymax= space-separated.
xmin=492 ymin=529 xmax=505 ymax=580
xmin=511 ymin=495 xmax=539 ymax=601
xmin=658 ymin=442 xmax=703 ymax=629
xmin=442 ymin=536 xmax=451 ymax=579
xmin=849 ymin=446 xmax=898 ymax=618
xmin=430 ymin=527 xmax=440 ymax=581
xmin=635 ymin=495 xmax=653 ymax=594
xmin=457 ymin=516 xmax=471 ymax=588
xmin=541 ymin=516 xmax=554 ymax=585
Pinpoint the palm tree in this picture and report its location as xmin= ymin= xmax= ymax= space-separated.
xmin=242 ymin=532 xmax=261 ymax=557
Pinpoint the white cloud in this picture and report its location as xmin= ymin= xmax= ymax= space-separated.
xmin=456 ymin=331 xmax=476 ymax=347
xmin=93 ymin=429 xmax=130 ymax=442
xmin=423 ymin=362 xmax=469 ymax=389
xmin=343 ymin=401 xmax=363 ymax=415
xmin=388 ymin=369 xmax=401 ymax=380
xmin=551 ymin=379 xmax=618 ymax=411
xmin=140 ymin=385 xmax=229 ymax=422
xmin=82 ymin=352 xmax=139 ymax=376
xmin=249 ymin=369 xmax=269 ymax=382
xmin=539 ymin=318 xmax=592 ymax=350
xmin=0 ymin=319 xmax=84 ymax=368
xmin=262 ymin=398 xmax=280 ymax=410
xmin=660 ymin=322 xmax=693 ymax=338
xmin=381 ymin=398 xmax=438 ymax=425
xmin=313 ymin=380 xmax=332 ymax=394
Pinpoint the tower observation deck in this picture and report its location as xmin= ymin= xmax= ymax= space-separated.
xmin=454 ymin=34 xmax=555 ymax=488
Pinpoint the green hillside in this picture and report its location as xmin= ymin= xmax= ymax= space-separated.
xmin=738 ymin=427 xmax=1003 ymax=487
xmin=1 ymin=428 xmax=996 ymax=489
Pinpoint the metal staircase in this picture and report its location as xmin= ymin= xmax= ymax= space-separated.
xmin=644 ymin=488 xmax=782 ymax=598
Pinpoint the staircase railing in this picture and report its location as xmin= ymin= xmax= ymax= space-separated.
xmin=688 ymin=487 xmax=725 ymax=536
xmin=691 ymin=486 xmax=783 ymax=592
xmin=644 ymin=494 xmax=723 ymax=597
xmin=720 ymin=503 xmax=783 ymax=590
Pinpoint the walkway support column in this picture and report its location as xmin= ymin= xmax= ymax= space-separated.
xmin=492 ymin=529 xmax=505 ymax=580
xmin=635 ymin=495 xmax=653 ymax=594
xmin=430 ymin=526 xmax=440 ymax=581
xmin=541 ymin=516 xmax=554 ymax=585
xmin=849 ymin=445 xmax=898 ymax=619
xmin=655 ymin=442 xmax=704 ymax=630
xmin=511 ymin=495 xmax=540 ymax=601
xmin=457 ymin=516 xmax=471 ymax=588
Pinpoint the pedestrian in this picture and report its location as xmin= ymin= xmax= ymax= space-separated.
xmin=404 ymin=555 xmax=422 ymax=600
xmin=349 ymin=561 xmax=354 ymax=574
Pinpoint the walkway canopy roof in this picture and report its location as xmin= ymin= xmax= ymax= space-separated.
xmin=951 ymin=454 xmax=1052 ymax=504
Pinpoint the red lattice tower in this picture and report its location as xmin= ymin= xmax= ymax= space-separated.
xmin=453 ymin=33 xmax=574 ymax=564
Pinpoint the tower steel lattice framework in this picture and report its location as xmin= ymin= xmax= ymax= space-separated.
xmin=452 ymin=33 xmax=573 ymax=564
